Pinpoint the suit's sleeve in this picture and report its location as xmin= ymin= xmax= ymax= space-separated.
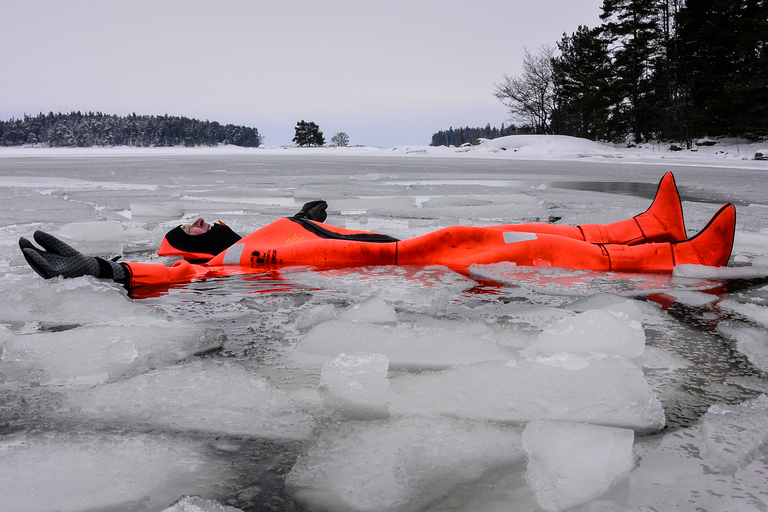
xmin=122 ymin=260 xmax=211 ymax=289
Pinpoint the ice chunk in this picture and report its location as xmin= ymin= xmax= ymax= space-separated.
xmin=522 ymin=420 xmax=636 ymax=511
xmin=130 ymin=201 xmax=185 ymax=222
xmin=0 ymin=277 xmax=159 ymax=324
xmin=700 ymin=394 xmax=768 ymax=472
xmin=470 ymin=263 xmax=697 ymax=297
xmin=522 ymin=307 xmax=645 ymax=358
xmin=674 ymin=263 xmax=768 ymax=280
xmin=296 ymin=319 xmax=515 ymax=370
xmin=284 ymin=265 xmax=476 ymax=313
xmin=566 ymin=293 xmax=639 ymax=312
xmin=718 ymin=299 xmax=768 ymax=328
xmin=58 ymin=220 xmax=125 ymax=241
xmin=66 ymin=360 xmax=316 ymax=440
xmin=389 ymin=356 xmax=665 ymax=434
xmin=718 ymin=323 xmax=768 ymax=372
xmin=163 ymin=496 xmax=244 ymax=512
xmin=0 ymin=323 xmax=13 ymax=345
xmin=634 ymin=345 xmax=690 ymax=370
xmin=0 ymin=431 xmax=230 ymax=512
xmin=286 ymin=416 xmax=524 ymax=512
xmin=338 ymin=296 xmax=398 ymax=324
xmin=293 ymin=303 xmax=338 ymax=330
xmin=320 ymin=352 xmax=390 ymax=418
xmin=2 ymin=322 xmax=222 ymax=387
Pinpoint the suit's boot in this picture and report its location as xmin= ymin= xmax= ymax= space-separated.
xmin=603 ymin=203 xmax=735 ymax=273
xmin=500 ymin=172 xmax=687 ymax=245
xmin=579 ymin=171 xmax=687 ymax=245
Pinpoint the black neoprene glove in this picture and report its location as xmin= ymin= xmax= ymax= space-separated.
xmin=19 ymin=231 xmax=126 ymax=282
xmin=294 ymin=200 xmax=328 ymax=222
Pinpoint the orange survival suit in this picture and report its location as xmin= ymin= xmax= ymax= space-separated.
xmin=120 ymin=173 xmax=736 ymax=291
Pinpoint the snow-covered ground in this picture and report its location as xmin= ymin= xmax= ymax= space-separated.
xmin=4 ymin=134 xmax=767 ymax=168
xmin=1 ymin=135 xmax=768 ymax=511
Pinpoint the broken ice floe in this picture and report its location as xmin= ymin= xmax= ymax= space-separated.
xmin=296 ymin=318 xmax=515 ymax=371
xmin=65 ymin=360 xmax=316 ymax=440
xmin=286 ymin=416 xmax=525 ymax=512
xmin=389 ymin=356 xmax=665 ymax=434
xmin=320 ymin=352 xmax=390 ymax=419
xmin=523 ymin=419 xmax=636 ymax=511
xmin=0 ymin=431 xmax=229 ymax=512
xmin=700 ymin=394 xmax=768 ymax=472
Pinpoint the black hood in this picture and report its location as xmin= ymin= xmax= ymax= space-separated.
xmin=162 ymin=223 xmax=242 ymax=260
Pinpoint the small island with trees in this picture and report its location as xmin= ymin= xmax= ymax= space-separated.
xmin=0 ymin=111 xmax=262 ymax=148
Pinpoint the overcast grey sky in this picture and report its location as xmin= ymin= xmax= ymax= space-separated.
xmin=1 ymin=1 xmax=603 ymax=147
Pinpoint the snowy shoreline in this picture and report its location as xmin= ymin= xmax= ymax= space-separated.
xmin=2 ymin=134 xmax=767 ymax=171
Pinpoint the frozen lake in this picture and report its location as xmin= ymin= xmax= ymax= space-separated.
xmin=2 ymin=147 xmax=768 ymax=511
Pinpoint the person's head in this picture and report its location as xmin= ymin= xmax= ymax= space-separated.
xmin=158 ymin=218 xmax=242 ymax=262
xmin=181 ymin=218 xmax=212 ymax=236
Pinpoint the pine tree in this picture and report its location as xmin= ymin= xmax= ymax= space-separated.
xmin=600 ymin=0 xmax=665 ymax=142
xmin=293 ymin=120 xmax=324 ymax=147
xmin=676 ymin=0 xmax=768 ymax=136
xmin=552 ymin=25 xmax=616 ymax=140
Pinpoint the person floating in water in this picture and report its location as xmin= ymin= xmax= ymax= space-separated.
xmin=19 ymin=172 xmax=736 ymax=292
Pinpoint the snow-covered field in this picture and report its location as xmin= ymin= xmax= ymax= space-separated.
xmin=2 ymin=135 xmax=768 ymax=511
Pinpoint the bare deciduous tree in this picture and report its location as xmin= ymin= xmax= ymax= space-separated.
xmin=494 ymin=45 xmax=556 ymax=134
xmin=331 ymin=132 xmax=349 ymax=147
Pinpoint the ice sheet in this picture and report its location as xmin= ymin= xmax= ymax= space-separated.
xmin=283 ymin=265 xmax=477 ymax=313
xmin=521 ymin=302 xmax=646 ymax=358
xmin=2 ymin=322 xmax=222 ymax=387
xmin=337 ymin=295 xmax=398 ymax=324
xmin=162 ymin=497 xmax=244 ymax=512
xmin=700 ymin=394 xmax=768 ymax=472
xmin=0 ymin=431 xmax=229 ymax=512
xmin=718 ymin=323 xmax=768 ymax=372
xmin=296 ymin=318 xmax=516 ymax=371
xmin=65 ymin=360 xmax=316 ymax=440
xmin=389 ymin=356 xmax=665 ymax=434
xmin=286 ymin=416 xmax=525 ymax=512
xmin=523 ymin=420 xmax=636 ymax=511
xmin=320 ymin=352 xmax=391 ymax=419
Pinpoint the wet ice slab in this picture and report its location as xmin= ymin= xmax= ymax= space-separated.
xmin=389 ymin=356 xmax=665 ymax=434
xmin=320 ymin=352 xmax=391 ymax=419
xmin=65 ymin=360 xmax=316 ymax=440
xmin=162 ymin=496 xmax=244 ymax=512
xmin=718 ymin=323 xmax=768 ymax=372
xmin=0 ymin=431 xmax=230 ymax=512
xmin=296 ymin=318 xmax=516 ymax=371
xmin=284 ymin=265 xmax=477 ymax=312
xmin=2 ymin=322 xmax=222 ymax=387
xmin=471 ymin=262 xmax=728 ymax=297
xmin=523 ymin=420 xmax=635 ymax=511
xmin=521 ymin=300 xmax=646 ymax=358
xmin=286 ymin=416 xmax=524 ymax=512
xmin=700 ymin=394 xmax=768 ymax=472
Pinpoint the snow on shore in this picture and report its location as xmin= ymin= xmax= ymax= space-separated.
xmin=2 ymin=134 xmax=767 ymax=170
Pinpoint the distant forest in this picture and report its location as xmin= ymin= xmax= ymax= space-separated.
xmin=438 ymin=0 xmax=767 ymax=146
xmin=430 ymin=124 xmax=527 ymax=146
xmin=0 ymin=111 xmax=262 ymax=148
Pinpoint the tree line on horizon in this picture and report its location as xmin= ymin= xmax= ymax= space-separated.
xmin=488 ymin=0 xmax=767 ymax=146
xmin=0 ymin=111 xmax=262 ymax=148
xmin=430 ymin=123 xmax=527 ymax=147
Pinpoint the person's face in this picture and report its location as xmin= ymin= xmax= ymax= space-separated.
xmin=181 ymin=218 xmax=211 ymax=235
